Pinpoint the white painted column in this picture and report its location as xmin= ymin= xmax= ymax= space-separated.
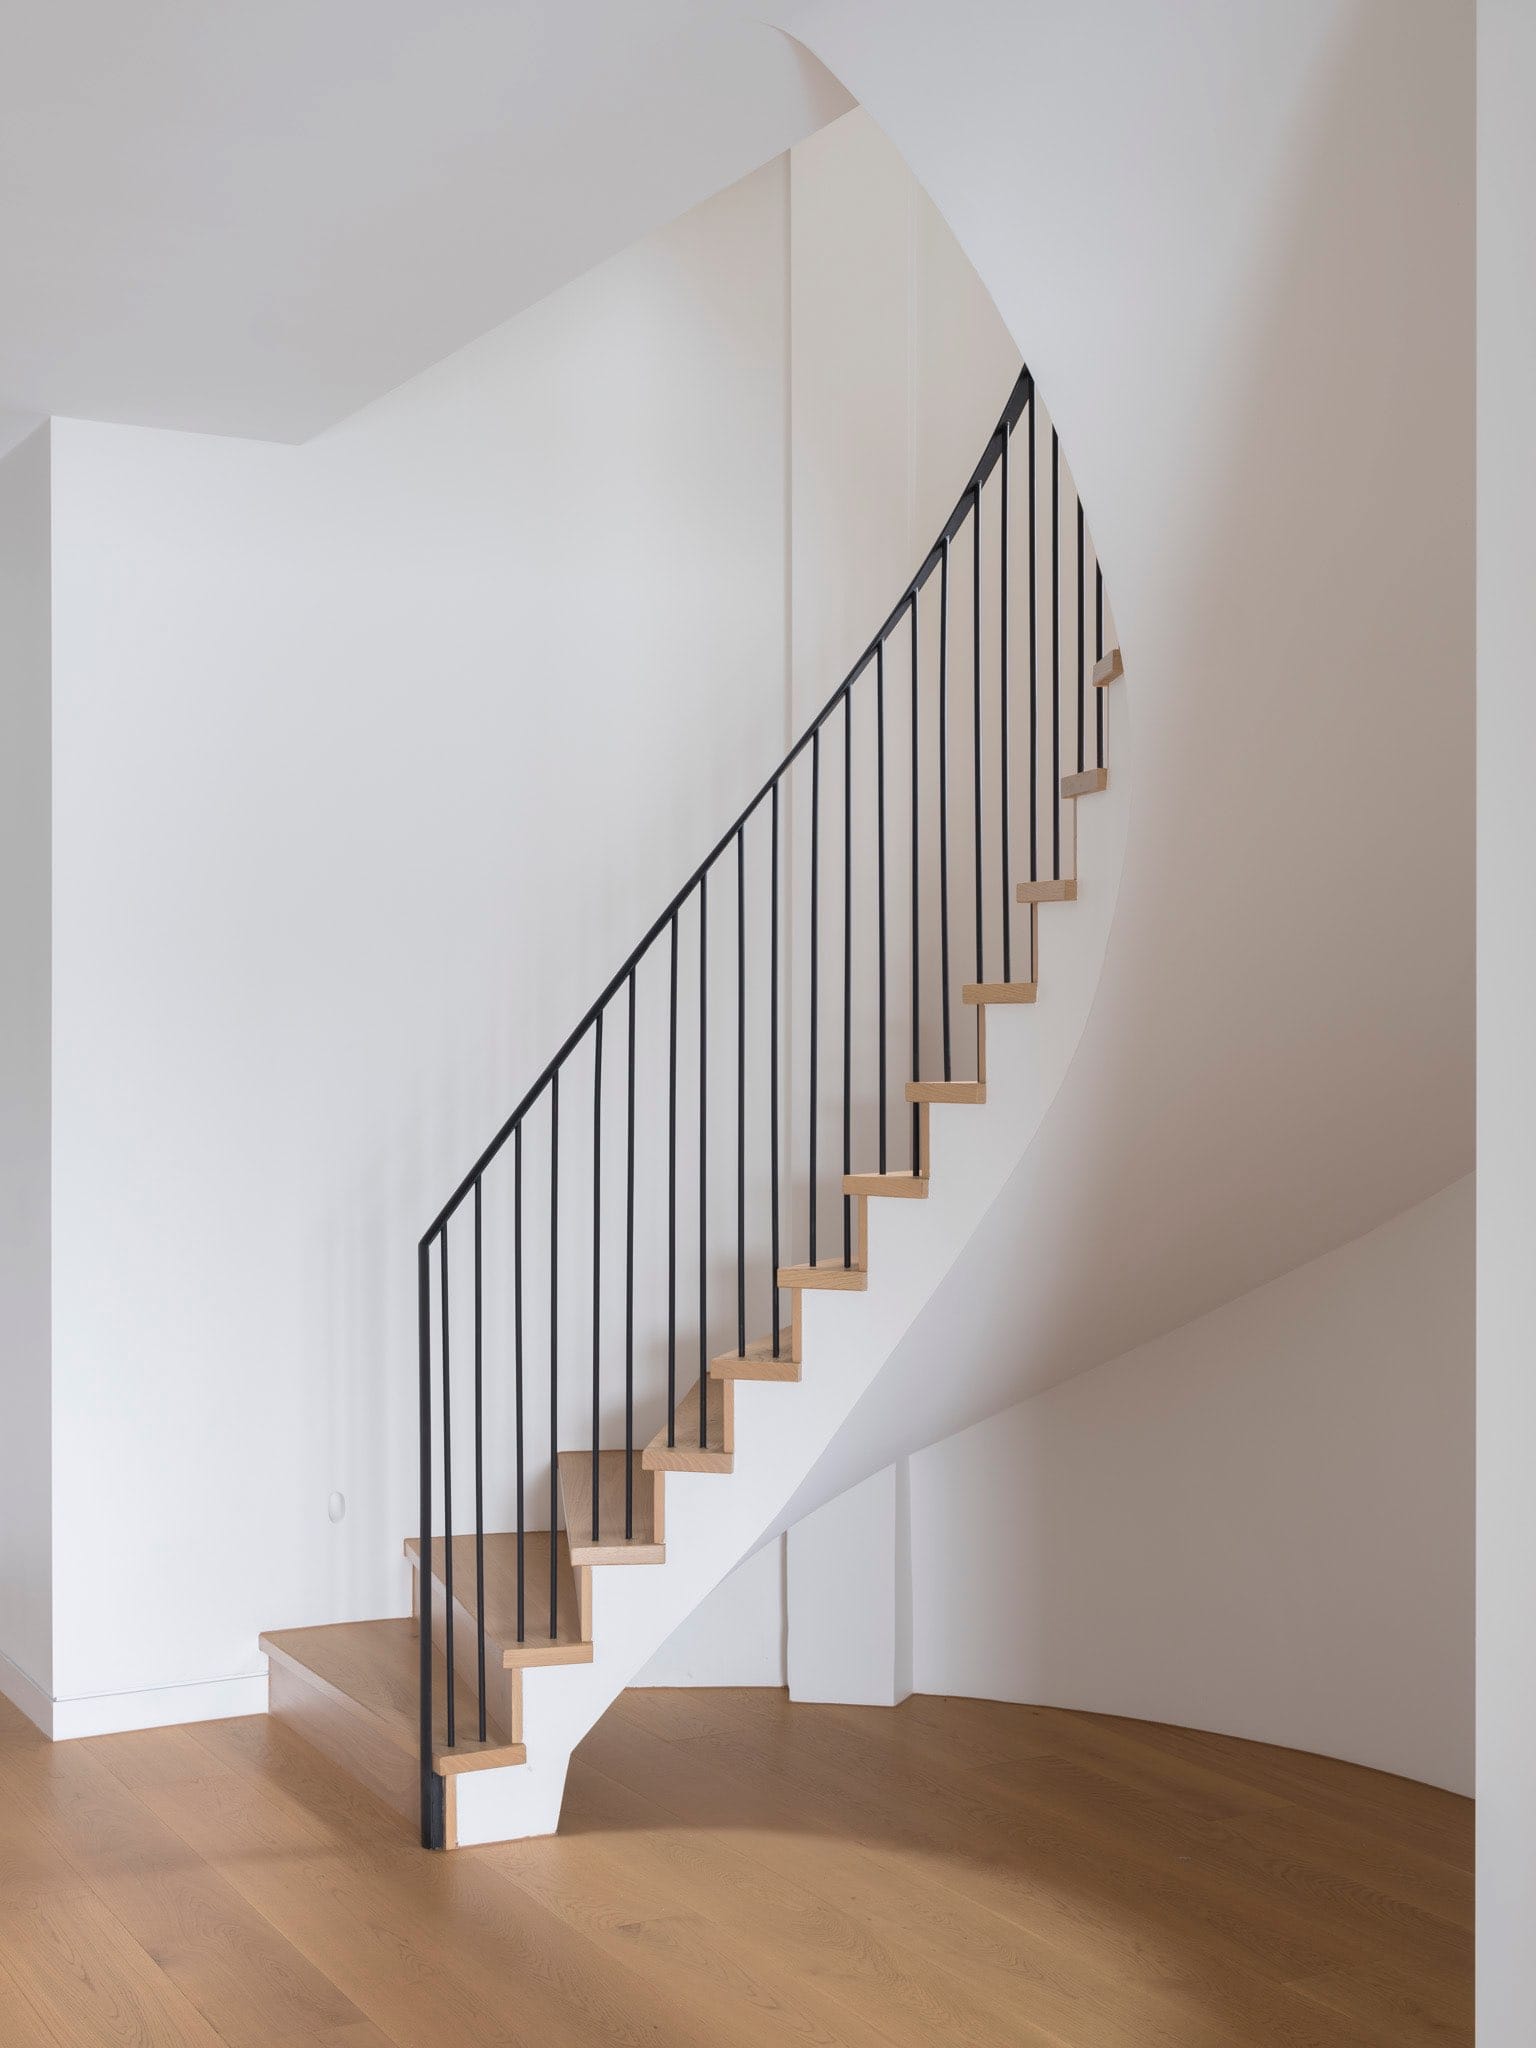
xmin=0 ymin=423 xmax=53 ymax=1732
xmin=787 ymin=1459 xmax=912 ymax=1705
xmin=1477 ymin=1 xmax=1536 ymax=2037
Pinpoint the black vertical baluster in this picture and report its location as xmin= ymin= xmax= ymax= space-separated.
xmin=590 ymin=1013 xmax=602 ymax=1546
xmin=1051 ymin=426 xmax=1061 ymax=880
xmin=999 ymin=433 xmax=1012 ymax=982
xmin=698 ymin=874 xmax=708 ymax=1448
xmin=514 ymin=1123 xmax=525 ymax=1641
xmin=876 ymin=640 xmax=888 ymax=1173
xmin=909 ymin=594 xmax=921 ymax=1166
xmin=939 ymin=538 xmax=953 ymax=1079
xmin=417 ymin=1238 xmax=433 ymax=1844
xmin=736 ymin=826 xmax=746 ymax=1358
xmin=1096 ymin=557 xmax=1105 ymax=768
xmin=809 ymin=730 xmax=820 ymax=1265
xmin=972 ymin=485 xmax=984 ymax=996
xmin=1036 ymin=395 xmax=1048 ymax=884
xmin=770 ymin=779 xmax=781 ymax=1356
xmin=842 ymin=690 xmax=852 ymax=1266
xmin=549 ymin=1069 xmax=559 ymax=1638
xmin=473 ymin=1177 xmax=486 ymax=1743
xmin=1076 ymin=495 xmax=1086 ymax=775
xmin=667 ymin=913 xmax=678 ymax=1447
xmin=624 ymin=967 xmax=636 ymax=1541
xmin=439 ymin=1226 xmax=454 ymax=1747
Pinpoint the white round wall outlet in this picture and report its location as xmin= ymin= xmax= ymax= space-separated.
xmin=328 ymin=1491 xmax=346 ymax=1524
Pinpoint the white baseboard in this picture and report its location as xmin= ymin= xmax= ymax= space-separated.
xmin=0 ymin=1647 xmax=54 ymax=1735
xmin=47 ymin=1668 xmax=269 ymax=1741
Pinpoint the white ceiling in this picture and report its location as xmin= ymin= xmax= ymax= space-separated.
xmin=0 ymin=2 xmax=848 ymax=441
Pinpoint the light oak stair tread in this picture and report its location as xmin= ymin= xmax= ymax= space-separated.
xmin=558 ymin=1450 xmax=665 ymax=1565
xmin=1093 ymin=647 xmax=1124 ymax=686
xmin=711 ymin=1333 xmax=800 ymax=1381
xmin=843 ymin=1170 xmax=929 ymax=1198
xmin=404 ymin=1531 xmax=593 ymax=1667
xmin=776 ymin=1257 xmax=868 ymax=1292
xmin=905 ymin=1079 xmax=987 ymax=1104
xmin=642 ymin=1374 xmax=733 ymax=1473
xmin=1016 ymin=877 xmax=1077 ymax=903
xmin=710 ymin=1292 xmax=803 ymax=1379
xmin=1062 ymin=766 xmax=1109 ymax=797
xmin=260 ymin=1618 xmax=526 ymax=1776
xmin=963 ymin=981 xmax=1036 ymax=1005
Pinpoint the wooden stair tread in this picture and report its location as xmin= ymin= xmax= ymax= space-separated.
xmin=710 ymin=1292 xmax=803 ymax=1379
xmin=711 ymin=1333 xmax=800 ymax=1381
xmin=906 ymin=1079 xmax=986 ymax=1104
xmin=1061 ymin=766 xmax=1109 ymax=797
xmin=963 ymin=981 xmax=1036 ymax=1005
xmin=642 ymin=1375 xmax=733 ymax=1472
xmin=843 ymin=1170 xmax=929 ymax=1199
xmin=558 ymin=1450 xmax=664 ymax=1564
xmin=404 ymin=1531 xmax=593 ymax=1667
xmin=260 ymin=1618 xmax=525 ymax=1776
xmin=776 ymin=1257 xmax=868 ymax=1292
xmin=1093 ymin=647 xmax=1124 ymax=687
xmin=1016 ymin=878 xmax=1077 ymax=903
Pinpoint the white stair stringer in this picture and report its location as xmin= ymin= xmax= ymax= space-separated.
xmin=450 ymin=683 xmax=1131 ymax=1844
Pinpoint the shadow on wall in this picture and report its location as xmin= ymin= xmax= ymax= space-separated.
xmin=783 ymin=0 xmax=1473 ymax=1519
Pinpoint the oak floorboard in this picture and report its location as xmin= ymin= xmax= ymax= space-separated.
xmin=0 ymin=1688 xmax=1471 ymax=2048
xmin=0 ymin=1733 xmax=395 ymax=2048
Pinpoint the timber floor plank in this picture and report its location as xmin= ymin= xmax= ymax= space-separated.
xmin=0 ymin=1688 xmax=1471 ymax=2048
xmin=0 ymin=1728 xmax=395 ymax=2048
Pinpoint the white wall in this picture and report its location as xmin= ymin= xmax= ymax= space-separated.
xmin=40 ymin=110 xmax=1018 ymax=1733
xmin=0 ymin=424 xmax=52 ymax=1714
xmin=44 ymin=158 xmax=795 ymax=1727
xmin=907 ymin=1178 xmax=1473 ymax=1793
xmin=634 ymin=1533 xmax=785 ymax=1687
xmin=788 ymin=109 xmax=1020 ymax=718
xmin=1477 ymin=0 xmax=1536 ymax=2035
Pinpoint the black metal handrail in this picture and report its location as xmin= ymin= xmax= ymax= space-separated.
xmin=414 ymin=358 xmax=1113 ymax=1847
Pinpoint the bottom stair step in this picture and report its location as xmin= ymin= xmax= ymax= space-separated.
xmin=262 ymin=1618 xmax=525 ymax=1830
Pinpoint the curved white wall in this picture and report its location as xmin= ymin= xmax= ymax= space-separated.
xmin=909 ymin=1177 xmax=1473 ymax=1795
xmin=769 ymin=0 xmax=1473 ymax=1513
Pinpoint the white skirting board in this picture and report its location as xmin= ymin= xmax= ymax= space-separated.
xmin=0 ymin=1646 xmax=53 ymax=1736
xmin=0 ymin=1656 xmax=269 ymax=1741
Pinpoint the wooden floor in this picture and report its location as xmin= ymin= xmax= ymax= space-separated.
xmin=0 ymin=1686 xmax=1471 ymax=2047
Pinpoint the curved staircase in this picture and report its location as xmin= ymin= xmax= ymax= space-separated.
xmin=260 ymin=365 xmax=1131 ymax=1847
